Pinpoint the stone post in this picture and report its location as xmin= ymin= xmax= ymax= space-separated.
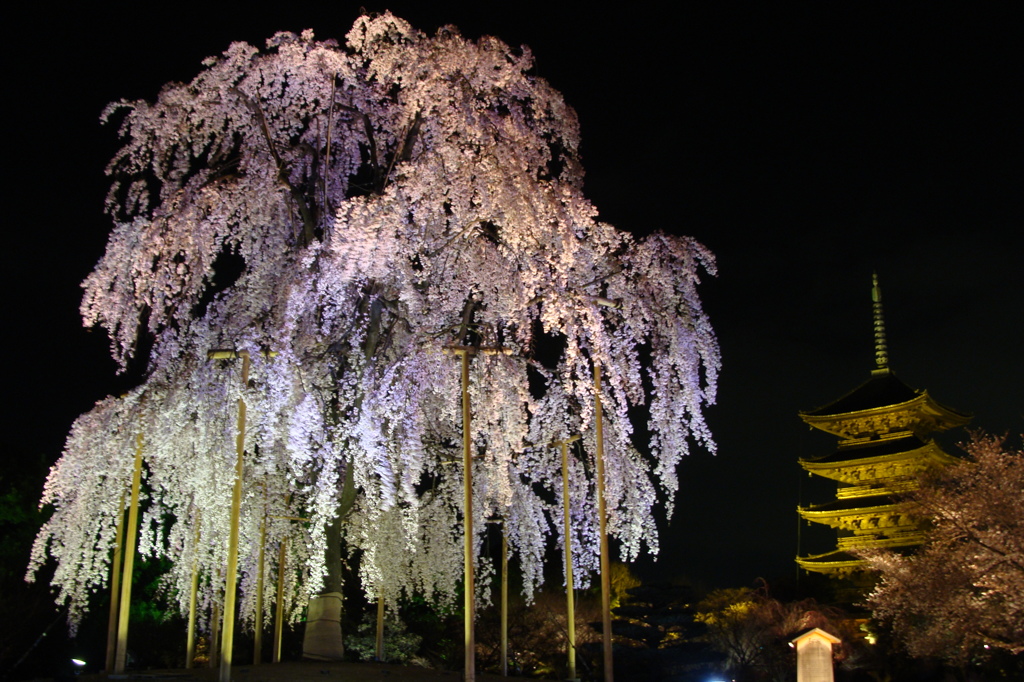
xmin=791 ymin=628 xmax=841 ymax=682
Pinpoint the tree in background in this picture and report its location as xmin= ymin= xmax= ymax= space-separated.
xmin=0 ymin=459 xmax=60 ymax=675
xmin=863 ymin=433 xmax=1024 ymax=666
xmin=694 ymin=583 xmax=856 ymax=681
xmin=27 ymin=10 xmax=719 ymax=664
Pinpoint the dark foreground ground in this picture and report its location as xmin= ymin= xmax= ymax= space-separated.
xmin=35 ymin=661 xmax=510 ymax=682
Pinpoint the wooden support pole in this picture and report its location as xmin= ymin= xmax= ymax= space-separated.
xmin=114 ymin=435 xmax=144 ymax=674
xmin=594 ymin=365 xmax=614 ymax=682
xmin=273 ymin=538 xmax=287 ymax=664
xmin=105 ymin=493 xmax=126 ymax=672
xmin=501 ymin=526 xmax=508 ymax=677
xmin=375 ymin=595 xmax=385 ymax=661
xmin=558 ymin=437 xmax=581 ymax=681
xmin=254 ymin=515 xmax=266 ymax=665
xmin=186 ymin=522 xmax=201 ymax=669
xmin=185 ymin=565 xmax=199 ymax=668
xmin=213 ymin=349 xmax=251 ymax=682
xmin=457 ymin=348 xmax=476 ymax=682
xmin=210 ymin=600 xmax=221 ymax=668
xmin=443 ymin=344 xmax=509 ymax=682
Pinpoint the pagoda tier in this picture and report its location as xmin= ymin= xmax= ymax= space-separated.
xmin=796 ymin=373 xmax=968 ymax=575
xmin=799 ymin=435 xmax=959 ymax=485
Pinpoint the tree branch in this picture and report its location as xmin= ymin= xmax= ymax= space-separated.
xmin=336 ymin=103 xmax=382 ymax=192
xmin=425 ymin=217 xmax=497 ymax=257
xmin=232 ymin=87 xmax=317 ymax=246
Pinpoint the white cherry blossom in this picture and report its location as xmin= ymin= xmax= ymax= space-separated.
xmin=30 ymin=13 xmax=719 ymax=632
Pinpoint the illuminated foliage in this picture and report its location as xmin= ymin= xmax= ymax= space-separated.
xmin=862 ymin=432 xmax=1024 ymax=663
xmin=607 ymin=561 xmax=641 ymax=610
xmin=28 ymin=12 xmax=719 ymax=632
xmin=695 ymin=586 xmax=852 ymax=680
xmin=345 ymin=612 xmax=423 ymax=663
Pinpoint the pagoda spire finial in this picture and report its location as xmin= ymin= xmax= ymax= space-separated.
xmin=871 ymin=272 xmax=889 ymax=373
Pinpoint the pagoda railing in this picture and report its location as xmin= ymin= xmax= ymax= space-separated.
xmin=837 ymin=531 xmax=925 ymax=551
xmin=835 ymin=479 xmax=918 ymax=499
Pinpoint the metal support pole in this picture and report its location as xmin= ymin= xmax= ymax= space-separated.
xmin=594 ymin=365 xmax=614 ymax=682
xmin=105 ymin=493 xmax=126 ymax=672
xmin=501 ymin=526 xmax=508 ymax=677
xmin=186 ymin=522 xmax=201 ymax=669
xmin=273 ymin=539 xmax=286 ymax=663
xmin=559 ymin=437 xmax=581 ymax=681
xmin=375 ymin=595 xmax=385 ymax=661
xmin=457 ymin=348 xmax=476 ymax=682
xmin=216 ymin=349 xmax=250 ymax=682
xmin=114 ymin=435 xmax=144 ymax=674
xmin=254 ymin=515 xmax=266 ymax=665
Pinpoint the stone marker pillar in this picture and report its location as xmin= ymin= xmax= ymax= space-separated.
xmin=791 ymin=627 xmax=841 ymax=682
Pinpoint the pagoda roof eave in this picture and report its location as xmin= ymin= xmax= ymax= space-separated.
xmin=799 ymin=438 xmax=959 ymax=469
xmin=800 ymin=390 xmax=968 ymax=427
xmin=798 ymin=370 xmax=970 ymax=439
xmin=798 ymin=497 xmax=901 ymax=517
xmin=800 ymin=369 xmax=915 ymax=417
xmin=796 ymin=551 xmax=867 ymax=574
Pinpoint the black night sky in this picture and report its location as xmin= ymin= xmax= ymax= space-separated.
xmin=4 ymin=2 xmax=1021 ymax=594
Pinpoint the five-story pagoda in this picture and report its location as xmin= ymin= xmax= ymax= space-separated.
xmin=796 ymin=275 xmax=970 ymax=575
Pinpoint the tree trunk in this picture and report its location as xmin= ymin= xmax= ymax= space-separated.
xmin=302 ymin=513 xmax=345 ymax=660
xmin=303 ymin=292 xmax=383 ymax=660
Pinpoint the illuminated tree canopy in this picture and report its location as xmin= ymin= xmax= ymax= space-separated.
xmin=863 ymin=433 xmax=1024 ymax=663
xmin=28 ymin=12 xmax=719 ymax=634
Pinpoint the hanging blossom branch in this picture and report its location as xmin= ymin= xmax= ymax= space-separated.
xmin=33 ymin=12 xmax=719 ymax=629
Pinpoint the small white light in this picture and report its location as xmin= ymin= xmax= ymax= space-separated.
xmin=71 ymin=658 xmax=87 ymax=667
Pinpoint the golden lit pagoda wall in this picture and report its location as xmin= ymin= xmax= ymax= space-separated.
xmin=796 ymin=370 xmax=969 ymax=576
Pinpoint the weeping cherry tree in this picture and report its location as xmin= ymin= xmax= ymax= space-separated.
xmin=29 ymin=12 xmax=719 ymax=664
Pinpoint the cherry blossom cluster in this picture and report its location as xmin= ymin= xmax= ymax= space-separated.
xmin=863 ymin=433 xmax=1024 ymax=661
xmin=32 ymin=12 xmax=719 ymax=629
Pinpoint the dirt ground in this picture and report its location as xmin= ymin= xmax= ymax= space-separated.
xmin=70 ymin=661 xmax=511 ymax=682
